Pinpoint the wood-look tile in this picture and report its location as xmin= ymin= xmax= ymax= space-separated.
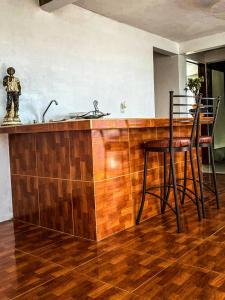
xmin=129 ymin=128 xmax=158 ymax=173
xmin=39 ymin=178 xmax=73 ymax=234
xmin=208 ymin=226 xmax=225 ymax=243
xmin=12 ymin=175 xmax=39 ymax=225
xmin=9 ymin=133 xmax=37 ymax=175
xmin=163 ymin=211 xmax=224 ymax=237
xmin=134 ymin=262 xmax=225 ymax=300
xmin=131 ymin=169 xmax=161 ymax=221
xmin=32 ymin=236 xmax=106 ymax=269
xmin=124 ymin=230 xmax=203 ymax=261
xmin=95 ymin=175 xmax=133 ymax=240
xmin=92 ymin=129 xmax=130 ymax=180
xmin=97 ymin=229 xmax=142 ymax=252
xmin=0 ymin=249 xmax=67 ymax=300
xmin=91 ymin=119 xmax=128 ymax=130
xmin=77 ymin=247 xmax=172 ymax=292
xmin=156 ymin=126 xmax=180 ymax=139
xmin=48 ymin=119 xmax=91 ymax=131
xmin=36 ymin=132 xmax=70 ymax=178
xmin=204 ymin=174 xmax=225 ymax=194
xmin=70 ymin=130 xmax=93 ymax=181
xmin=16 ymin=271 xmax=136 ymax=300
xmin=15 ymin=122 xmax=50 ymax=133
xmin=179 ymin=240 xmax=225 ymax=274
xmin=0 ymin=220 xmax=36 ymax=237
xmin=126 ymin=213 xmax=173 ymax=236
xmin=179 ymin=125 xmax=193 ymax=137
xmin=14 ymin=227 xmax=71 ymax=253
xmin=72 ymin=181 xmax=96 ymax=240
xmin=0 ymin=126 xmax=16 ymax=134
xmin=127 ymin=119 xmax=151 ymax=128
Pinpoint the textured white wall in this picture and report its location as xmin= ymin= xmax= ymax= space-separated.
xmin=0 ymin=0 xmax=179 ymax=221
xmin=154 ymin=54 xmax=186 ymax=117
xmin=0 ymin=0 xmax=179 ymax=123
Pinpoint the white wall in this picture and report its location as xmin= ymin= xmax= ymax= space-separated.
xmin=154 ymin=53 xmax=186 ymax=117
xmin=0 ymin=0 xmax=179 ymax=123
xmin=0 ymin=0 xmax=179 ymax=221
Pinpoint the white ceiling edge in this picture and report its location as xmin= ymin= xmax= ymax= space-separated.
xmin=180 ymin=31 xmax=225 ymax=54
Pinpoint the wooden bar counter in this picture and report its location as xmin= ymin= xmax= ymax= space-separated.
xmin=1 ymin=118 xmax=209 ymax=241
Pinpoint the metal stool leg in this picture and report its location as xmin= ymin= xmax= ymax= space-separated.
xmin=181 ymin=151 xmax=187 ymax=205
xmin=196 ymin=146 xmax=206 ymax=218
xmin=190 ymin=148 xmax=201 ymax=221
xmin=209 ymin=144 xmax=220 ymax=209
xmin=136 ymin=150 xmax=148 ymax=224
xmin=162 ymin=156 xmax=171 ymax=214
xmin=162 ymin=152 xmax=167 ymax=213
xmin=170 ymin=150 xmax=181 ymax=233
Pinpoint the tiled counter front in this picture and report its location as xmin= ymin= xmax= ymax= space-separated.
xmin=9 ymin=131 xmax=96 ymax=240
xmin=8 ymin=119 xmax=199 ymax=241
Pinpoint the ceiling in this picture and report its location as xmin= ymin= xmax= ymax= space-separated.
xmin=74 ymin=0 xmax=225 ymax=42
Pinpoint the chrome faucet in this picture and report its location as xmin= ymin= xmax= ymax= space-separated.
xmin=42 ymin=100 xmax=58 ymax=123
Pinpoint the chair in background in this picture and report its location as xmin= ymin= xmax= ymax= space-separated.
xmin=195 ymin=96 xmax=221 ymax=217
xmin=136 ymin=91 xmax=202 ymax=232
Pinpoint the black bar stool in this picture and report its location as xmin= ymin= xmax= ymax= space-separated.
xmin=136 ymin=91 xmax=202 ymax=233
xmin=195 ymin=96 xmax=221 ymax=217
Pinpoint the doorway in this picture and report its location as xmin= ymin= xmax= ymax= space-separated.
xmin=204 ymin=61 xmax=225 ymax=174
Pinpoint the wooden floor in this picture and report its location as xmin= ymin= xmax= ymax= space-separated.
xmin=1 ymin=174 xmax=225 ymax=299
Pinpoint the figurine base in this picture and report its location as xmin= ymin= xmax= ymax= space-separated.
xmin=2 ymin=117 xmax=22 ymax=126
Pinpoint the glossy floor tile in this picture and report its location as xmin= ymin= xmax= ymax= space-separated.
xmin=124 ymin=229 xmax=203 ymax=261
xmin=16 ymin=271 xmax=139 ymax=300
xmin=76 ymin=247 xmax=172 ymax=292
xmin=133 ymin=263 xmax=225 ymax=300
xmin=0 ymin=174 xmax=225 ymax=299
xmin=32 ymin=236 xmax=107 ymax=269
xmin=0 ymin=249 xmax=67 ymax=300
xmin=179 ymin=240 xmax=225 ymax=274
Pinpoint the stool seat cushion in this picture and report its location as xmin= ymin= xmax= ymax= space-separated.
xmin=143 ymin=137 xmax=191 ymax=149
xmin=199 ymin=136 xmax=212 ymax=144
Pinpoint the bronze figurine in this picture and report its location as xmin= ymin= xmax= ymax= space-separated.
xmin=2 ymin=67 xmax=22 ymax=125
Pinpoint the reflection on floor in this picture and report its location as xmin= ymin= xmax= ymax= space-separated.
xmin=203 ymin=161 xmax=225 ymax=174
xmin=0 ymin=174 xmax=225 ymax=299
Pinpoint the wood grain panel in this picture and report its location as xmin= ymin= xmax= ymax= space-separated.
xmin=129 ymin=128 xmax=158 ymax=173
xmin=12 ymin=175 xmax=39 ymax=225
xmin=92 ymin=129 xmax=130 ymax=180
xmin=95 ymin=175 xmax=133 ymax=240
xmin=36 ymin=132 xmax=70 ymax=179
xmin=72 ymin=181 xmax=96 ymax=240
xmin=131 ymin=169 xmax=161 ymax=222
xmin=70 ymin=130 xmax=93 ymax=181
xmin=39 ymin=178 xmax=73 ymax=234
xmin=9 ymin=134 xmax=37 ymax=175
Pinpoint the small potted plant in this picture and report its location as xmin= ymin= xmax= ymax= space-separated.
xmin=186 ymin=76 xmax=204 ymax=96
xmin=185 ymin=76 xmax=205 ymax=117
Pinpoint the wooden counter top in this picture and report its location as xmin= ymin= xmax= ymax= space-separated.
xmin=0 ymin=117 xmax=212 ymax=134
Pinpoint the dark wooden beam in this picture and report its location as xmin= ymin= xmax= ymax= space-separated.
xmin=40 ymin=0 xmax=76 ymax=12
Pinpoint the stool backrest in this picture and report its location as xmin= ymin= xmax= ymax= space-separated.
xmin=169 ymin=91 xmax=201 ymax=149
xmin=197 ymin=96 xmax=221 ymax=141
